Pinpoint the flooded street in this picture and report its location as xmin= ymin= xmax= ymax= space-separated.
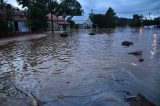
xmin=0 ymin=27 xmax=160 ymax=106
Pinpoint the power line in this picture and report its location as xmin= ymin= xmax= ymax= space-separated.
xmin=84 ymin=7 xmax=160 ymax=14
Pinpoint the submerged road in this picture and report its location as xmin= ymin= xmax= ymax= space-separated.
xmin=0 ymin=28 xmax=160 ymax=106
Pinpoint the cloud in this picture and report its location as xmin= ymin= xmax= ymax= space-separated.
xmin=7 ymin=0 xmax=160 ymax=18
xmin=78 ymin=0 xmax=160 ymax=17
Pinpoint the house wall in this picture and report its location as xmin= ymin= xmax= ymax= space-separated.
xmin=58 ymin=24 xmax=70 ymax=31
xmin=76 ymin=23 xmax=92 ymax=29
xmin=47 ymin=21 xmax=70 ymax=31
xmin=47 ymin=21 xmax=59 ymax=31
xmin=18 ymin=21 xmax=29 ymax=32
xmin=72 ymin=16 xmax=93 ymax=29
xmin=12 ymin=21 xmax=29 ymax=32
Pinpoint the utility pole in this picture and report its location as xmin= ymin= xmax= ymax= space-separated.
xmin=148 ymin=12 xmax=151 ymax=20
xmin=50 ymin=0 xmax=54 ymax=34
xmin=51 ymin=11 xmax=54 ymax=34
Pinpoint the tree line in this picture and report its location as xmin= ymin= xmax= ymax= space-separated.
xmin=90 ymin=7 xmax=160 ymax=28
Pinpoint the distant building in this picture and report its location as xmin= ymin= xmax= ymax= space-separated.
xmin=47 ymin=13 xmax=70 ymax=31
xmin=71 ymin=16 xmax=93 ymax=29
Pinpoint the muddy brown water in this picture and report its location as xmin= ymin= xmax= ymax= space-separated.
xmin=0 ymin=28 xmax=160 ymax=106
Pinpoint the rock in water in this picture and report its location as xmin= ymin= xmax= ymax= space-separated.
xmin=128 ymin=51 xmax=142 ymax=56
xmin=60 ymin=33 xmax=68 ymax=37
xmin=89 ymin=33 xmax=96 ymax=35
xmin=139 ymin=59 xmax=144 ymax=62
xmin=121 ymin=41 xmax=133 ymax=47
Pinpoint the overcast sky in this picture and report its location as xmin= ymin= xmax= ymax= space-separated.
xmin=6 ymin=0 xmax=160 ymax=18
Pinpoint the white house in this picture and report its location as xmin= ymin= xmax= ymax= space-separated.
xmin=71 ymin=16 xmax=93 ymax=29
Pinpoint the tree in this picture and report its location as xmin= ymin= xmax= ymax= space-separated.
xmin=130 ymin=14 xmax=142 ymax=27
xmin=90 ymin=7 xmax=116 ymax=28
xmin=154 ymin=17 xmax=160 ymax=25
xmin=105 ymin=7 xmax=116 ymax=28
xmin=91 ymin=14 xmax=107 ymax=28
xmin=29 ymin=1 xmax=48 ymax=31
xmin=0 ymin=2 xmax=14 ymax=37
xmin=47 ymin=0 xmax=59 ymax=14
xmin=16 ymin=0 xmax=30 ymax=8
xmin=16 ymin=0 xmax=51 ymax=31
xmin=59 ymin=0 xmax=83 ymax=16
xmin=116 ymin=17 xmax=129 ymax=27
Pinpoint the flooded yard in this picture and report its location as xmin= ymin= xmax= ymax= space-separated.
xmin=0 ymin=27 xmax=160 ymax=106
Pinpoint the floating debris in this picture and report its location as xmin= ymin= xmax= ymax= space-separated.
xmin=60 ymin=33 xmax=68 ymax=37
xmin=89 ymin=33 xmax=96 ymax=35
xmin=129 ymin=94 xmax=156 ymax=106
xmin=139 ymin=59 xmax=144 ymax=62
xmin=128 ymin=51 xmax=142 ymax=56
xmin=66 ymin=82 xmax=70 ymax=84
xmin=131 ymin=63 xmax=137 ymax=66
xmin=121 ymin=41 xmax=133 ymax=47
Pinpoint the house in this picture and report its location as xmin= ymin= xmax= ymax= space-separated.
xmin=0 ymin=7 xmax=6 ymax=22
xmin=0 ymin=5 xmax=29 ymax=33
xmin=71 ymin=16 xmax=93 ymax=29
xmin=11 ymin=11 xmax=29 ymax=32
xmin=47 ymin=13 xmax=70 ymax=31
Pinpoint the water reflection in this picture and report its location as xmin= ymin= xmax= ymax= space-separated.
xmin=150 ymin=33 xmax=160 ymax=58
xmin=95 ymin=28 xmax=115 ymax=35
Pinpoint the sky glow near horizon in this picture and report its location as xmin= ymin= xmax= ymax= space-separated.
xmin=6 ymin=0 xmax=160 ymax=18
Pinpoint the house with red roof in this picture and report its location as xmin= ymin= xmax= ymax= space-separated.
xmin=47 ymin=13 xmax=70 ymax=31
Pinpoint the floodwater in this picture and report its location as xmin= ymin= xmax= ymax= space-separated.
xmin=0 ymin=27 xmax=160 ymax=106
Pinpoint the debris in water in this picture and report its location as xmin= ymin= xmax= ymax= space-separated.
xmin=121 ymin=41 xmax=133 ymax=47
xmin=66 ymin=82 xmax=70 ymax=84
xmin=131 ymin=63 xmax=137 ymax=66
xmin=130 ymin=94 xmax=156 ymax=106
xmin=139 ymin=59 xmax=144 ymax=62
xmin=128 ymin=51 xmax=142 ymax=56
xmin=89 ymin=33 xmax=96 ymax=35
xmin=60 ymin=33 xmax=68 ymax=37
